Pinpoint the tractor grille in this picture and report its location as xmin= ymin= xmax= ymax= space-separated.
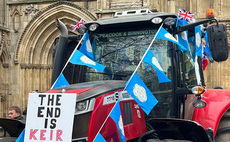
xmin=72 ymin=112 xmax=91 ymax=139
xmin=123 ymin=102 xmax=133 ymax=125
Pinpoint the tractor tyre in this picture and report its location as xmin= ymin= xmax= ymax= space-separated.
xmin=215 ymin=109 xmax=230 ymax=142
xmin=147 ymin=140 xmax=192 ymax=142
xmin=142 ymin=123 xmax=192 ymax=142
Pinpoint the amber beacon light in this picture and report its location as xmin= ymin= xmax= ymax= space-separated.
xmin=206 ymin=9 xmax=215 ymax=19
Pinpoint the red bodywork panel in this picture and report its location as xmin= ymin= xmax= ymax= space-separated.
xmin=88 ymin=91 xmax=147 ymax=142
xmin=184 ymin=95 xmax=197 ymax=120
xmin=193 ymin=89 xmax=230 ymax=137
xmin=47 ymin=81 xmax=146 ymax=141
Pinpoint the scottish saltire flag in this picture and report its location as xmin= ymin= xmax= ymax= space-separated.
xmin=195 ymin=25 xmax=202 ymax=57
xmin=109 ymin=100 xmax=126 ymax=142
xmin=143 ymin=50 xmax=171 ymax=83
xmin=177 ymin=19 xmax=190 ymax=52
xmin=156 ymin=27 xmax=187 ymax=51
xmin=126 ymin=73 xmax=158 ymax=115
xmin=70 ymin=18 xmax=85 ymax=31
xmin=204 ymin=31 xmax=213 ymax=60
xmin=52 ymin=72 xmax=69 ymax=89
xmin=16 ymin=129 xmax=25 ymax=142
xmin=94 ymin=133 xmax=106 ymax=142
xmin=79 ymin=31 xmax=94 ymax=60
xmin=178 ymin=9 xmax=195 ymax=23
xmin=69 ymin=50 xmax=105 ymax=72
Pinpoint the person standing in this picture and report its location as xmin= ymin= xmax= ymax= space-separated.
xmin=8 ymin=106 xmax=26 ymax=123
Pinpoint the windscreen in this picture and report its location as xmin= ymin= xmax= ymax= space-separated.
xmin=84 ymin=29 xmax=173 ymax=118
xmin=183 ymin=38 xmax=199 ymax=88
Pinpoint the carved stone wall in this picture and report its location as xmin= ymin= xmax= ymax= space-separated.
xmin=0 ymin=1 xmax=97 ymax=117
xmin=0 ymin=0 xmax=6 ymax=27
xmin=0 ymin=30 xmax=10 ymax=117
xmin=0 ymin=0 xmax=230 ymax=117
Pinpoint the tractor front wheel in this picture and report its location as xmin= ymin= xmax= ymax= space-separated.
xmin=215 ymin=109 xmax=230 ymax=142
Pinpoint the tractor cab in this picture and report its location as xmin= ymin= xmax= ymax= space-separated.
xmin=51 ymin=9 xmax=228 ymax=141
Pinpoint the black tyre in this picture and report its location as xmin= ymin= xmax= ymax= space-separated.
xmin=215 ymin=109 xmax=230 ymax=142
xmin=139 ymin=124 xmax=192 ymax=142
xmin=147 ymin=139 xmax=192 ymax=142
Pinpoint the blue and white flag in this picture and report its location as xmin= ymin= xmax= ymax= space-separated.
xmin=126 ymin=73 xmax=158 ymax=115
xmin=109 ymin=100 xmax=126 ymax=142
xmin=143 ymin=50 xmax=171 ymax=83
xmin=195 ymin=25 xmax=202 ymax=57
xmin=94 ymin=133 xmax=106 ymax=142
xmin=53 ymin=73 xmax=69 ymax=89
xmin=69 ymin=50 xmax=105 ymax=72
xmin=16 ymin=129 xmax=25 ymax=142
xmin=188 ymin=36 xmax=196 ymax=61
xmin=177 ymin=19 xmax=190 ymax=52
xmin=204 ymin=31 xmax=213 ymax=60
xmin=79 ymin=31 xmax=94 ymax=60
xmin=156 ymin=27 xmax=187 ymax=51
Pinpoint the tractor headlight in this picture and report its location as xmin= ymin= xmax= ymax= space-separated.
xmin=191 ymin=86 xmax=206 ymax=108
xmin=77 ymin=25 xmax=87 ymax=34
xmin=75 ymin=98 xmax=95 ymax=114
xmin=89 ymin=24 xmax=99 ymax=32
xmin=191 ymin=86 xmax=205 ymax=95
xmin=164 ymin=17 xmax=176 ymax=26
xmin=151 ymin=17 xmax=163 ymax=24
xmin=76 ymin=101 xmax=88 ymax=111
xmin=193 ymin=99 xmax=206 ymax=108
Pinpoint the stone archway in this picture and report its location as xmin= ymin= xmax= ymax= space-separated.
xmin=0 ymin=44 xmax=10 ymax=117
xmin=16 ymin=1 xmax=96 ymax=64
xmin=15 ymin=1 xmax=96 ymax=108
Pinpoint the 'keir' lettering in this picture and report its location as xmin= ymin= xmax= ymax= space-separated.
xmin=29 ymin=129 xmax=63 ymax=141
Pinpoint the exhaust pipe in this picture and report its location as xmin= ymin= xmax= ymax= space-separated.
xmin=55 ymin=19 xmax=68 ymax=36
xmin=51 ymin=19 xmax=69 ymax=86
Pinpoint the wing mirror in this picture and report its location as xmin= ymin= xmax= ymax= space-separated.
xmin=207 ymin=24 xmax=229 ymax=62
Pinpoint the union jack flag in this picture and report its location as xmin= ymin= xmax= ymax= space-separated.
xmin=70 ymin=18 xmax=85 ymax=31
xmin=178 ymin=9 xmax=195 ymax=23
xmin=202 ymin=43 xmax=208 ymax=70
xmin=202 ymin=52 xmax=208 ymax=70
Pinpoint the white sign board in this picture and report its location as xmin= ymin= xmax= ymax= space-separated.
xmin=24 ymin=93 xmax=76 ymax=142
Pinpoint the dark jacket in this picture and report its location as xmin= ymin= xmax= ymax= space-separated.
xmin=14 ymin=115 xmax=26 ymax=124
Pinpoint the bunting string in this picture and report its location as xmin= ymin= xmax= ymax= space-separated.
xmin=94 ymin=22 xmax=165 ymax=142
xmin=123 ymin=22 xmax=164 ymax=91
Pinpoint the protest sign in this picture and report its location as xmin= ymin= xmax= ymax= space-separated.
xmin=24 ymin=93 xmax=76 ymax=142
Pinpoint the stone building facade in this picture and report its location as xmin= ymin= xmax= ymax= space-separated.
xmin=0 ymin=0 xmax=229 ymax=117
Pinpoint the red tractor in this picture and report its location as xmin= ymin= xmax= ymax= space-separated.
xmin=48 ymin=9 xmax=229 ymax=142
